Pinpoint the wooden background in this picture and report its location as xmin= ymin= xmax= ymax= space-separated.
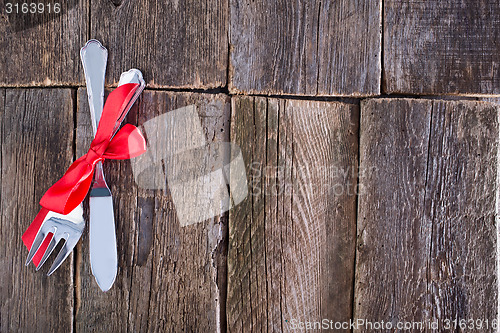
xmin=1 ymin=0 xmax=500 ymax=332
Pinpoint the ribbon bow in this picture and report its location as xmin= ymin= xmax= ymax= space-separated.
xmin=22 ymin=83 xmax=147 ymax=263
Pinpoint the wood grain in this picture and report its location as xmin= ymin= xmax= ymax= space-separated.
xmin=0 ymin=0 xmax=88 ymax=86
xmin=384 ymin=0 xmax=500 ymax=95
xmin=227 ymin=97 xmax=359 ymax=332
xmin=355 ymin=98 xmax=499 ymax=331
xmin=75 ymin=89 xmax=230 ymax=332
xmin=0 ymin=89 xmax=74 ymax=332
xmin=229 ymin=0 xmax=381 ymax=96
xmin=90 ymin=0 xmax=228 ymax=89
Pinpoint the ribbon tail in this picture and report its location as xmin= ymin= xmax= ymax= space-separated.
xmin=22 ymin=208 xmax=53 ymax=266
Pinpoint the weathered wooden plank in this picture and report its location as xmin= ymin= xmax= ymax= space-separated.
xmin=355 ymin=99 xmax=499 ymax=331
xmin=90 ymin=0 xmax=228 ymax=89
xmin=0 ymin=89 xmax=74 ymax=331
xmin=227 ymin=97 xmax=359 ymax=331
xmin=75 ymin=89 xmax=230 ymax=332
xmin=230 ymin=0 xmax=381 ymax=96
xmin=482 ymin=97 xmax=500 ymax=106
xmin=0 ymin=0 xmax=88 ymax=86
xmin=384 ymin=0 xmax=500 ymax=95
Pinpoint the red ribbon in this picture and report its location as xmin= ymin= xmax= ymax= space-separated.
xmin=22 ymin=83 xmax=147 ymax=265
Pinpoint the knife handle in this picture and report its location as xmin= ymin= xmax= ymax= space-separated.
xmin=80 ymin=40 xmax=108 ymax=135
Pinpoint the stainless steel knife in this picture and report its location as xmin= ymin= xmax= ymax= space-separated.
xmin=80 ymin=40 xmax=116 ymax=291
xmin=81 ymin=40 xmax=145 ymax=291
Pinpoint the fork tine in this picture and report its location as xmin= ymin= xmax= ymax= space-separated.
xmin=35 ymin=237 xmax=58 ymax=271
xmin=25 ymin=230 xmax=50 ymax=266
xmin=46 ymin=236 xmax=79 ymax=276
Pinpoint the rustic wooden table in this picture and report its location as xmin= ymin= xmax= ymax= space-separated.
xmin=1 ymin=0 xmax=499 ymax=332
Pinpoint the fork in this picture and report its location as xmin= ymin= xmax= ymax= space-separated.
xmin=23 ymin=41 xmax=106 ymax=275
xmin=24 ymin=41 xmax=144 ymax=277
xmin=24 ymin=40 xmax=107 ymax=275
xmin=25 ymin=205 xmax=85 ymax=275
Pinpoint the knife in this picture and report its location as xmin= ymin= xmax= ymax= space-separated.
xmin=81 ymin=40 xmax=146 ymax=291
xmin=81 ymin=41 xmax=145 ymax=291
xmin=80 ymin=40 xmax=116 ymax=291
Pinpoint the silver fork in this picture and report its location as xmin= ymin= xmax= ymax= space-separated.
xmin=25 ymin=41 xmax=144 ymax=277
xmin=24 ymin=40 xmax=105 ymax=275
xmin=25 ymin=205 xmax=85 ymax=275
